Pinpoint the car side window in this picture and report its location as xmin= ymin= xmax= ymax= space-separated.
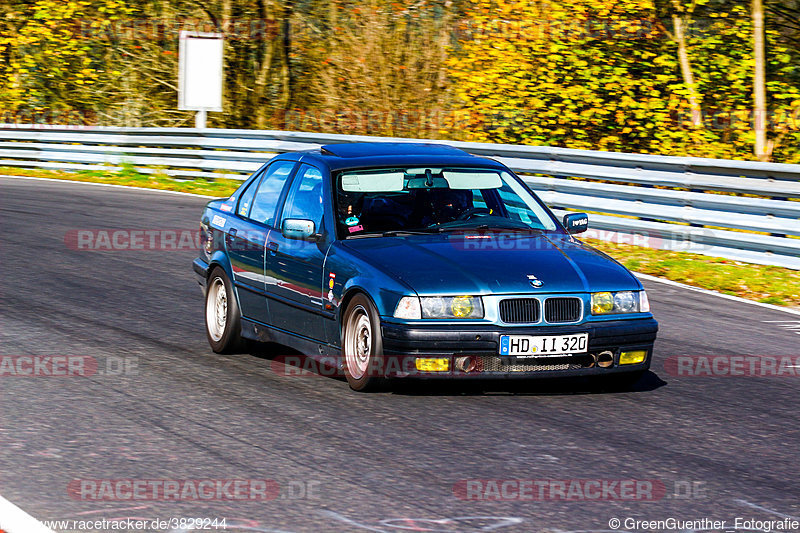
xmin=236 ymin=168 xmax=265 ymax=217
xmin=472 ymin=190 xmax=489 ymax=210
xmin=281 ymin=164 xmax=324 ymax=230
xmin=248 ymin=161 xmax=296 ymax=226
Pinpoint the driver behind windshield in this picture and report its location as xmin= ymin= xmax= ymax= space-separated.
xmin=419 ymin=188 xmax=474 ymax=227
xmin=336 ymin=167 xmax=557 ymax=237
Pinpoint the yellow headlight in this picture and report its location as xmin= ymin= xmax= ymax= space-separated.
xmin=415 ymin=358 xmax=450 ymax=372
xmin=619 ymin=350 xmax=647 ymax=365
xmin=592 ymin=292 xmax=614 ymax=314
xmin=451 ymin=296 xmax=474 ymax=318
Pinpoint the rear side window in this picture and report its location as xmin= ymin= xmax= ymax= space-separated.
xmin=236 ymin=169 xmax=264 ymax=217
xmin=248 ymin=161 xmax=296 ymax=226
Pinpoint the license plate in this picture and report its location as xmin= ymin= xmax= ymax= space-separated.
xmin=499 ymin=333 xmax=588 ymax=357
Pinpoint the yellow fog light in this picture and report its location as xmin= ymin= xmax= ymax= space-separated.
xmin=415 ymin=358 xmax=450 ymax=372
xmin=591 ymin=292 xmax=614 ymax=314
xmin=451 ymin=296 xmax=474 ymax=318
xmin=619 ymin=350 xmax=647 ymax=365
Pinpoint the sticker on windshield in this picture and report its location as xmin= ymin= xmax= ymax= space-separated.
xmin=345 ymin=216 xmax=360 ymax=226
xmin=348 ymin=225 xmax=364 ymax=233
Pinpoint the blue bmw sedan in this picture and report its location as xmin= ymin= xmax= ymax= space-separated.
xmin=193 ymin=143 xmax=657 ymax=391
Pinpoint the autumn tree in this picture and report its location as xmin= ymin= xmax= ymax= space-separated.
xmin=294 ymin=0 xmax=455 ymax=138
xmin=0 ymin=0 xmax=133 ymax=123
xmin=448 ymin=0 xmax=800 ymax=161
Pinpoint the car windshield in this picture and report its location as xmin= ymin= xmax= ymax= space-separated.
xmin=335 ymin=166 xmax=558 ymax=238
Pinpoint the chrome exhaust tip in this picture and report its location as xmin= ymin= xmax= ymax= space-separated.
xmin=596 ymin=351 xmax=615 ymax=368
xmin=454 ymin=356 xmax=477 ymax=373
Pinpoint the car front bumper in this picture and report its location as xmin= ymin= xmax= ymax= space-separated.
xmin=379 ymin=317 xmax=658 ymax=379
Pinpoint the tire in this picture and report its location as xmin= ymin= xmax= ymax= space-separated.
xmin=205 ymin=266 xmax=244 ymax=354
xmin=341 ymin=294 xmax=386 ymax=392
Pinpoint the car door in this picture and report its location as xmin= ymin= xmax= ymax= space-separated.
xmin=265 ymin=163 xmax=330 ymax=341
xmin=226 ymin=160 xmax=297 ymax=325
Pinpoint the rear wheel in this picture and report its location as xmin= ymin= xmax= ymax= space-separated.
xmin=205 ymin=266 xmax=244 ymax=353
xmin=342 ymin=294 xmax=386 ymax=392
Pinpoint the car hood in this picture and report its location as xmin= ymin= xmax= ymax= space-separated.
xmin=342 ymin=232 xmax=640 ymax=295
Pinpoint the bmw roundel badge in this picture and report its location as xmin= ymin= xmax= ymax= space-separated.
xmin=527 ymin=274 xmax=544 ymax=288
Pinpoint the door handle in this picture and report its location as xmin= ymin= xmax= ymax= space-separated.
xmin=267 ymin=241 xmax=279 ymax=254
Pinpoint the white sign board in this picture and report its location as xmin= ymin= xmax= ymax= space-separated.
xmin=179 ymin=31 xmax=223 ymax=112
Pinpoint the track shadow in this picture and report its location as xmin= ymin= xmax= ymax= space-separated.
xmin=244 ymin=340 xmax=301 ymax=360
xmin=389 ymin=370 xmax=667 ymax=396
xmin=245 ymin=343 xmax=347 ymax=382
xmin=243 ymin=341 xmax=667 ymax=396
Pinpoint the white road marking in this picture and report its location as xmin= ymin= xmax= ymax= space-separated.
xmin=318 ymin=510 xmax=389 ymax=533
xmin=635 ymin=273 xmax=800 ymax=317
xmin=69 ymin=505 xmax=149 ymax=516
xmin=0 ymin=174 xmax=219 ymax=198
xmin=378 ymin=516 xmax=524 ymax=531
xmin=551 ymin=530 xmax=624 ymax=533
xmin=0 ymin=494 xmax=56 ymax=533
xmin=166 ymin=519 xmax=294 ymax=533
xmin=319 ymin=511 xmax=524 ymax=533
xmin=761 ymin=320 xmax=800 ymax=335
xmin=734 ymin=498 xmax=799 ymax=520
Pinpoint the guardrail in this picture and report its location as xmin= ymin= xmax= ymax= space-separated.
xmin=1 ymin=124 xmax=798 ymax=269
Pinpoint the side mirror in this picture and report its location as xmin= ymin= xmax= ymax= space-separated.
xmin=282 ymin=218 xmax=317 ymax=240
xmin=563 ymin=213 xmax=589 ymax=234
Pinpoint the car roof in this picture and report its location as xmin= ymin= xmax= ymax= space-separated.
xmin=320 ymin=142 xmax=467 ymax=158
xmin=272 ymin=142 xmax=508 ymax=173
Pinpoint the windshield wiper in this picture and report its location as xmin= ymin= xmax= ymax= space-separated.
xmin=346 ymin=228 xmax=440 ymax=239
xmin=435 ymin=223 xmax=544 ymax=234
xmin=347 ymin=225 xmax=543 ymax=239
xmin=381 ymin=228 xmax=442 ymax=237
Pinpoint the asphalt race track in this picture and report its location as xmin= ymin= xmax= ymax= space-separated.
xmin=2 ymin=176 xmax=799 ymax=533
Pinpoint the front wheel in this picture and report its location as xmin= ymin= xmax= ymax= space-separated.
xmin=342 ymin=294 xmax=386 ymax=392
xmin=205 ymin=266 xmax=244 ymax=353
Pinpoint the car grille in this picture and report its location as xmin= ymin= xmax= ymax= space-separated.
xmin=544 ymin=297 xmax=582 ymax=323
xmin=477 ymin=356 xmax=582 ymax=372
xmin=499 ymin=298 xmax=540 ymax=323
